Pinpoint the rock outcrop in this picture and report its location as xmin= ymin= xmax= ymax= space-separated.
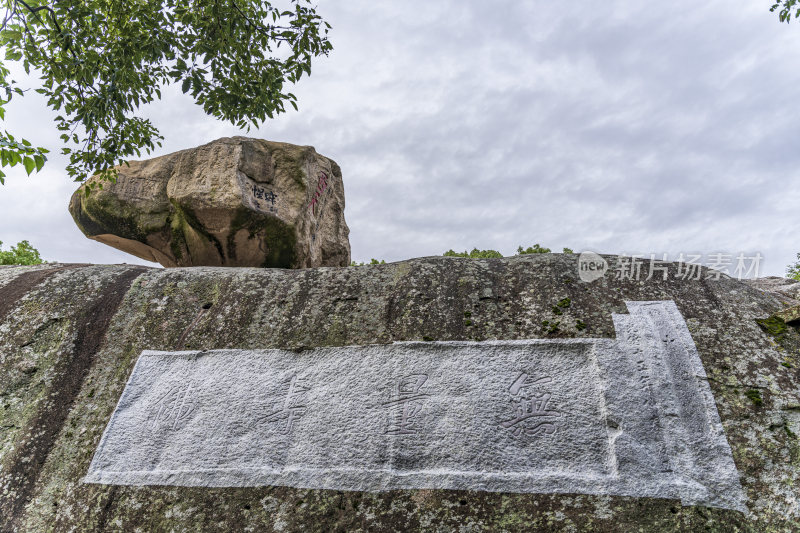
xmin=1 ymin=256 xmax=799 ymax=531
xmin=747 ymin=276 xmax=800 ymax=307
xmin=68 ymin=137 xmax=351 ymax=268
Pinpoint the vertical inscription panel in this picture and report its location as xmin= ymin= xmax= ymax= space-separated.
xmin=85 ymin=302 xmax=745 ymax=511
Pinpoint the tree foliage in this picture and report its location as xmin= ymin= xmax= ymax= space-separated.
xmin=444 ymin=248 xmax=503 ymax=259
xmin=0 ymin=61 xmax=47 ymax=184
xmin=351 ymin=244 xmax=576 ymax=264
xmin=788 ymin=253 xmax=800 ymax=281
xmin=443 ymin=245 xmax=574 ymax=259
xmin=517 ymin=244 xmax=551 ymax=255
xmin=0 ymin=238 xmax=43 ymax=264
xmin=350 ymin=258 xmax=385 ymax=266
xmin=0 ymin=0 xmax=332 ymax=185
xmin=771 ymin=1 xmax=800 ymax=23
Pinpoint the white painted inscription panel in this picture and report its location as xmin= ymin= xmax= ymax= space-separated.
xmin=85 ymin=301 xmax=746 ymax=511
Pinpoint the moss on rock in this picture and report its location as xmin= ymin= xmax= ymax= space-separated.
xmin=67 ymin=137 xmax=350 ymax=269
xmin=0 ymin=256 xmax=799 ymax=531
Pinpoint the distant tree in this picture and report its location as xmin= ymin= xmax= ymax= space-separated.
xmin=444 ymin=248 xmax=503 ymax=259
xmin=443 ymin=244 xmax=573 ymax=258
xmin=356 ymin=244 xmax=577 ymax=264
xmin=0 ymin=239 xmax=43 ymax=264
xmin=788 ymin=253 xmax=800 ymax=281
xmin=0 ymin=0 xmax=332 ymax=185
xmin=772 ymin=1 xmax=800 ymax=22
xmin=517 ymin=244 xmax=551 ymax=255
xmin=350 ymin=258 xmax=385 ymax=266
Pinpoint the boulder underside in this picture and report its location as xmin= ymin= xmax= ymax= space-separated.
xmin=0 ymin=255 xmax=798 ymax=532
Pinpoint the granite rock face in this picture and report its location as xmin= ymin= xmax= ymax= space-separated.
xmin=746 ymin=276 xmax=800 ymax=306
xmin=68 ymin=137 xmax=351 ymax=268
xmin=0 ymin=256 xmax=799 ymax=531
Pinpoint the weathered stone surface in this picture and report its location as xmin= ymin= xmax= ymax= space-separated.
xmin=1 ymin=256 xmax=799 ymax=531
xmin=86 ymin=302 xmax=745 ymax=512
xmin=746 ymin=276 xmax=800 ymax=307
xmin=775 ymin=305 xmax=800 ymax=325
xmin=68 ymin=137 xmax=351 ymax=268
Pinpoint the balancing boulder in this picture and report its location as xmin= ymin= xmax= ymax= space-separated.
xmin=68 ymin=137 xmax=351 ymax=268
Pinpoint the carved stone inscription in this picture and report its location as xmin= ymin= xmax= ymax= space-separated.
xmin=308 ymin=168 xmax=331 ymax=244
xmin=259 ymin=375 xmax=309 ymax=434
xmin=384 ymin=374 xmax=430 ymax=435
xmin=251 ymin=185 xmax=278 ymax=214
xmin=148 ymin=382 xmax=197 ymax=433
xmin=500 ymin=373 xmax=562 ymax=438
xmin=85 ymin=301 xmax=746 ymax=511
xmin=308 ymin=170 xmax=330 ymax=217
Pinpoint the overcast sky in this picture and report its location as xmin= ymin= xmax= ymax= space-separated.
xmin=0 ymin=1 xmax=798 ymax=276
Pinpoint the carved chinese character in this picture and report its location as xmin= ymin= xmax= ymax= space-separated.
xmin=383 ymin=374 xmax=430 ymax=435
xmin=317 ymin=171 xmax=328 ymax=191
xmin=148 ymin=382 xmax=197 ymax=432
xmin=308 ymin=171 xmax=331 ymax=215
xmin=261 ymin=375 xmax=310 ymax=434
xmin=500 ymin=373 xmax=562 ymax=437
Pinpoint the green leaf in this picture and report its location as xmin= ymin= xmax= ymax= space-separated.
xmin=0 ymin=0 xmax=334 ymax=184
xmin=2 ymin=30 xmax=22 ymax=42
xmin=23 ymin=156 xmax=35 ymax=175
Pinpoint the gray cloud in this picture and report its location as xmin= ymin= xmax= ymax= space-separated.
xmin=0 ymin=0 xmax=797 ymax=276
